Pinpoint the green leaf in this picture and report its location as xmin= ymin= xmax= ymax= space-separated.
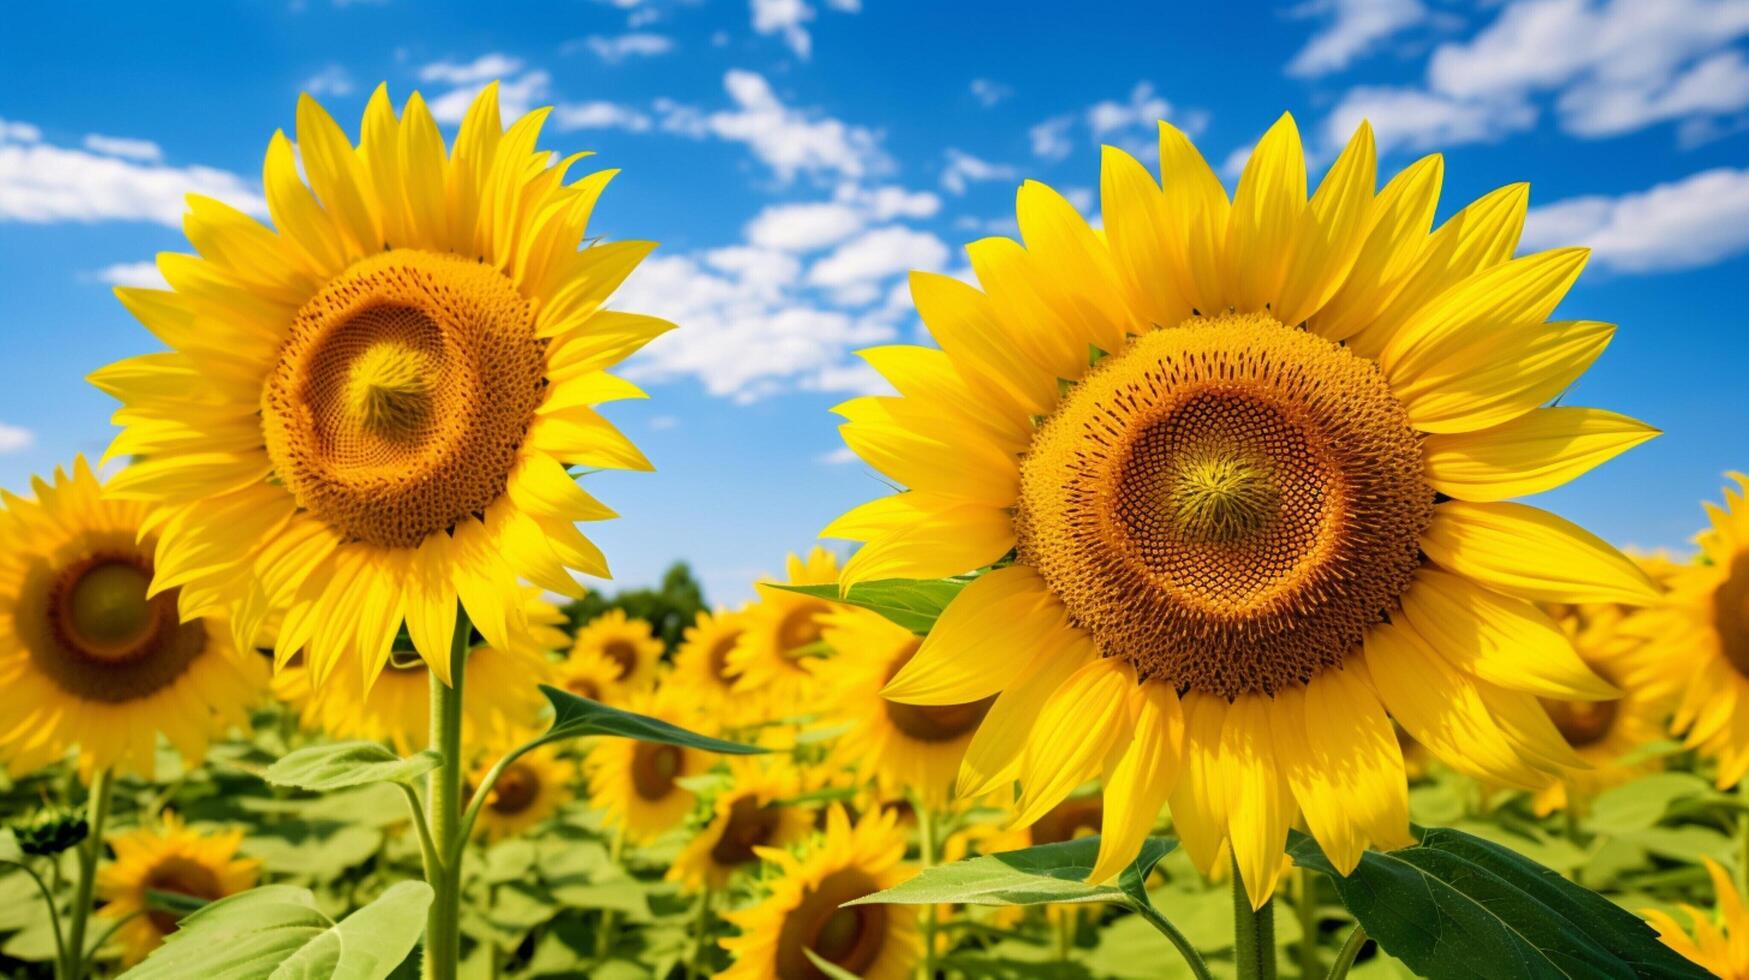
xmin=1587 ymin=772 xmax=1714 ymax=835
xmin=263 ymin=742 xmax=441 ymax=791
xmin=773 ymin=577 xmax=970 ymax=633
xmin=1289 ymin=826 xmax=1709 ymax=980
xmin=530 ymin=685 xmax=765 ymax=755
xmin=805 ymin=948 xmax=867 ymax=980
xmin=122 ymin=881 xmax=433 ymax=980
xmin=848 ymin=836 xmax=1175 ymax=908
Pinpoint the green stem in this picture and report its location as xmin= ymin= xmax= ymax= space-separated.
xmin=1326 ymin=925 xmax=1368 ymax=980
xmin=1133 ymin=901 xmax=1216 ymax=980
xmin=596 ymin=825 xmax=627 ymax=961
xmin=918 ymin=802 xmax=938 ymax=979
xmin=63 ymin=768 xmax=113 ymax=980
xmin=1232 ymin=859 xmax=1276 ymax=980
xmin=687 ymin=887 xmax=714 ymax=980
xmin=422 ymin=613 xmax=471 ymax=980
xmin=2 ymin=860 xmax=65 ymax=980
xmin=1295 ymin=867 xmax=1319 ymax=980
xmin=1738 ymin=781 xmax=1749 ymax=898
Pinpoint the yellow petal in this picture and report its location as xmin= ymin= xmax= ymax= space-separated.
xmin=833 ymin=498 xmax=1014 ymax=591
xmin=965 ymin=236 xmax=1113 ymax=382
xmin=1220 ymin=695 xmax=1294 ymax=908
xmin=402 ymin=531 xmax=458 ymax=684
xmin=296 ymin=93 xmax=382 ymax=256
xmin=1168 ymin=693 xmax=1231 ymax=875
xmin=1421 ymin=501 xmax=1659 ymax=605
xmin=262 ymin=130 xmax=348 ymax=277
xmin=1381 ymin=247 xmax=1588 ymax=379
xmin=1157 ymin=121 xmax=1230 ymax=311
xmin=1090 ymin=682 xmax=1185 ymax=884
xmin=1225 ymin=113 xmax=1307 ymax=314
xmin=1012 ymin=657 xmax=1137 ymax=828
xmin=1310 ymin=153 xmax=1443 ymax=344
xmin=956 ymin=626 xmax=1097 ymax=798
xmin=398 ymin=91 xmax=451 ymax=250
xmin=1014 ymin=180 xmax=1133 ymax=354
xmin=857 ymin=346 xmax=1030 ymax=453
xmin=836 ymin=410 xmax=1018 ymax=507
xmin=1395 ymin=319 xmax=1615 ymax=434
xmin=359 ymin=84 xmax=413 ymax=251
xmin=1422 ymin=407 xmax=1658 ymax=501
xmin=1100 ymin=145 xmax=1194 ymax=331
xmin=885 ymin=566 xmax=1058 ymax=705
xmin=1275 ymin=120 xmax=1376 ymax=326
xmin=910 ymin=271 xmax=1058 ymax=418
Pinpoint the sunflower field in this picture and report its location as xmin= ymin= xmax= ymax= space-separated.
xmin=1 ymin=72 xmax=1748 ymax=980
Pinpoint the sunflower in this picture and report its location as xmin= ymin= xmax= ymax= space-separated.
xmin=671 ymin=608 xmax=765 ymax=728
xmin=569 ymin=608 xmax=664 ymax=692
xmin=586 ymin=688 xmax=714 ymax=843
xmin=816 ymin=608 xmax=993 ymax=809
xmin=669 ymin=756 xmax=815 ymax=893
xmin=95 ymin=812 xmax=259 ymax=965
xmin=468 ymin=745 xmax=572 ymax=842
xmin=825 ymin=114 xmax=1660 ymax=905
xmin=1628 ymin=474 xmax=1749 ymax=788
xmin=1645 ymin=858 xmax=1749 ymax=978
xmin=554 ymin=644 xmax=629 ymax=706
xmin=730 ymin=549 xmax=840 ymax=707
xmin=0 ymin=458 xmax=264 ymax=780
xmin=720 ymin=805 xmax=919 ymax=980
xmin=89 ymin=82 xmax=667 ymax=692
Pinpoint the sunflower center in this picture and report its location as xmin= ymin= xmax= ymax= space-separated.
xmin=882 ymin=640 xmax=995 ymax=742
xmin=1714 ymin=553 xmax=1749 ymax=678
xmin=632 ymin=743 xmax=682 ymax=800
xmin=27 ymin=551 xmax=208 ymax=703
xmin=1541 ymin=696 xmax=1619 ymax=749
xmin=143 ymin=856 xmax=223 ymax=935
xmin=565 ymin=677 xmax=602 ymax=701
xmin=262 ymin=249 xmax=545 ymax=549
xmin=603 ymin=639 xmax=640 ymax=679
xmin=709 ymin=794 xmax=783 ymax=866
xmin=708 ymin=632 xmax=744 ymax=684
xmin=777 ymin=601 xmax=830 ymax=657
xmin=1030 ymin=797 xmax=1104 ymax=844
xmin=776 ymin=869 xmax=889 ymax=979
xmin=1016 ymin=314 xmax=1432 ymax=698
xmin=490 ymin=764 xmax=542 ymax=815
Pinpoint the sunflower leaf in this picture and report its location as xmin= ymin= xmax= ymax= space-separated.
xmin=120 ymin=881 xmax=431 ymax=980
xmin=1288 ymin=826 xmax=1709 ymax=980
xmin=263 ymin=742 xmax=442 ymax=791
xmin=773 ymin=577 xmax=971 ymax=634
xmin=846 ymin=836 xmax=1176 ymax=908
xmin=804 ymin=949 xmax=866 ymax=980
xmin=529 ymin=685 xmax=765 ymax=754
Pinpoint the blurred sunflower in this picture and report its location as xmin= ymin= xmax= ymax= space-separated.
xmin=730 ymin=549 xmax=840 ymax=707
xmin=671 ymin=608 xmax=762 ymax=726
xmin=554 ymin=645 xmax=628 ymax=706
xmin=720 ymin=805 xmax=919 ymax=980
xmin=1629 ymin=474 xmax=1749 ymax=788
xmin=96 ymin=813 xmax=259 ymax=965
xmin=468 ymin=745 xmax=572 ymax=842
xmin=569 ymin=608 xmax=663 ymax=692
xmin=587 ymin=689 xmax=713 ymax=842
xmin=669 ymin=756 xmax=814 ymax=893
xmin=0 ymin=458 xmax=264 ymax=780
xmin=1645 ymin=858 xmax=1749 ymax=978
xmin=828 ymin=114 xmax=1659 ymax=904
xmin=89 ymin=82 xmax=667 ymax=691
xmin=816 ymin=608 xmax=993 ymax=809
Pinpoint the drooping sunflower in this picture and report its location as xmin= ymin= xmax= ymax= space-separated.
xmin=669 ymin=755 xmax=815 ymax=893
xmin=0 ymin=458 xmax=264 ymax=780
xmin=1628 ymin=474 xmax=1749 ymax=788
xmin=729 ymin=549 xmax=841 ymax=707
xmin=826 ymin=114 xmax=1661 ymax=905
xmin=720 ymin=805 xmax=919 ymax=980
xmin=1645 ymin=858 xmax=1749 ymax=978
xmin=468 ymin=745 xmax=572 ymax=842
xmin=569 ymin=608 xmax=664 ymax=692
xmin=586 ymin=688 xmax=713 ymax=842
xmin=816 ymin=608 xmax=993 ymax=809
xmin=96 ymin=813 xmax=259 ymax=965
xmin=89 ymin=82 xmax=667 ymax=691
xmin=671 ymin=607 xmax=764 ymax=727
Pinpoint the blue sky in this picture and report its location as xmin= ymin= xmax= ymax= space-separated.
xmin=2 ymin=0 xmax=1748 ymax=603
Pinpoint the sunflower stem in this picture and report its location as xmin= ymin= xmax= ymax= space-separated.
xmin=596 ymin=825 xmax=627 ymax=961
xmin=1325 ymin=925 xmax=1368 ymax=980
xmin=3 ymin=860 xmax=65 ymax=980
xmin=63 ymin=767 xmax=113 ymax=980
xmin=917 ymin=801 xmax=939 ymax=979
xmin=1232 ymin=858 xmax=1276 ymax=980
xmin=686 ymin=886 xmax=714 ymax=980
xmin=1738 ymin=781 xmax=1749 ymax=898
xmin=1132 ymin=900 xmax=1216 ymax=980
xmin=423 ymin=612 xmax=471 ymax=980
xmin=1294 ymin=867 xmax=1319 ymax=979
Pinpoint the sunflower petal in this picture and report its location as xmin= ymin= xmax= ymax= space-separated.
xmin=1421 ymin=501 xmax=1659 ymax=605
xmin=1090 ymin=682 xmax=1185 ymax=884
xmin=886 ymin=566 xmax=1059 ymax=705
xmin=1012 ymin=657 xmax=1138 ymax=828
xmin=1422 ymin=407 xmax=1658 ymax=501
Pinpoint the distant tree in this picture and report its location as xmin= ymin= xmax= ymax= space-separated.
xmin=560 ymin=561 xmax=707 ymax=652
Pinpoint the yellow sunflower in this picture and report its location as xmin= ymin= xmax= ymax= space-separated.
xmin=468 ymin=745 xmax=572 ymax=842
xmin=554 ymin=644 xmax=629 ymax=706
xmin=89 ymin=82 xmax=667 ymax=691
xmin=671 ymin=607 xmax=766 ymax=728
xmin=586 ymin=688 xmax=714 ymax=842
xmin=1645 ymin=858 xmax=1749 ymax=978
xmin=720 ymin=805 xmax=919 ymax=980
xmin=669 ymin=755 xmax=815 ymax=893
xmin=96 ymin=812 xmax=260 ymax=965
xmin=730 ymin=549 xmax=840 ymax=707
xmin=0 ymin=458 xmax=264 ymax=780
xmin=816 ymin=608 xmax=993 ymax=809
xmin=569 ymin=608 xmax=664 ymax=692
xmin=1629 ymin=474 xmax=1749 ymax=788
xmin=826 ymin=114 xmax=1661 ymax=905
xmin=1531 ymin=598 xmax=1676 ymax=815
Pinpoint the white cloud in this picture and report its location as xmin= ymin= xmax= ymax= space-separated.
xmin=846 ymin=183 xmax=940 ymax=220
xmin=1322 ymin=85 xmax=1538 ymax=155
xmin=1219 ymin=143 xmax=1253 ymax=181
xmin=1089 ymin=82 xmax=1170 ymax=138
xmin=555 ymin=100 xmax=652 ymax=131
xmin=971 ymin=78 xmax=1013 ymax=108
xmin=418 ymin=53 xmax=524 ymax=86
xmin=1521 ymin=166 xmax=1749 ymax=273
xmin=647 ymin=415 xmax=679 ymax=430
xmin=92 ymin=261 xmax=167 ymax=288
xmin=1287 ymin=0 xmax=1429 ymax=77
xmin=302 ymin=64 xmax=355 ymax=96
xmin=1030 ymin=115 xmax=1074 ymax=161
xmin=745 ymin=201 xmax=866 ymax=251
xmin=573 ymin=32 xmax=675 ymax=63
xmin=82 ymin=133 xmax=162 ymax=162
xmin=0 ymin=423 xmax=31 ymax=455
xmin=693 ymin=70 xmax=889 ymax=182
xmin=0 ymin=124 xmax=263 ymax=226
xmin=816 ymin=446 xmax=860 ymax=465
xmin=1030 ymin=83 xmax=1206 ymax=162
xmin=427 ymin=70 xmax=551 ymax=124
xmin=941 ymin=149 xmax=1016 ymax=195
xmin=750 ymin=0 xmax=863 ymax=58
xmin=808 ymin=225 xmax=949 ymax=291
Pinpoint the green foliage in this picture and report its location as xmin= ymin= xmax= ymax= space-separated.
xmin=264 ymin=743 xmax=441 ymax=791
xmin=8 ymin=806 xmax=88 ymax=857
xmin=775 ymin=576 xmax=971 ymax=633
xmin=528 ymin=685 xmax=766 ymax=756
xmin=560 ymin=561 xmax=706 ymax=649
xmin=852 ymin=836 xmax=1174 ymax=908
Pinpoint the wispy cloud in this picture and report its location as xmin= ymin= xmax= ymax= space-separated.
xmin=970 ymin=78 xmax=1013 ymax=108
xmin=0 ymin=121 xmax=262 ymax=226
xmin=1029 ymin=82 xmax=1206 ymax=162
xmin=750 ymin=0 xmax=860 ymax=59
xmin=302 ymin=64 xmax=355 ymax=96
xmin=0 ymin=422 xmax=33 ymax=455
xmin=81 ymin=133 xmax=161 ymax=162
xmin=1287 ymin=0 xmax=1429 ymax=77
xmin=1522 ymin=166 xmax=1749 ymax=273
xmin=940 ymin=148 xmax=1016 ymax=194
xmin=569 ymin=32 xmax=676 ymax=63
xmin=91 ymin=261 xmax=167 ymax=288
